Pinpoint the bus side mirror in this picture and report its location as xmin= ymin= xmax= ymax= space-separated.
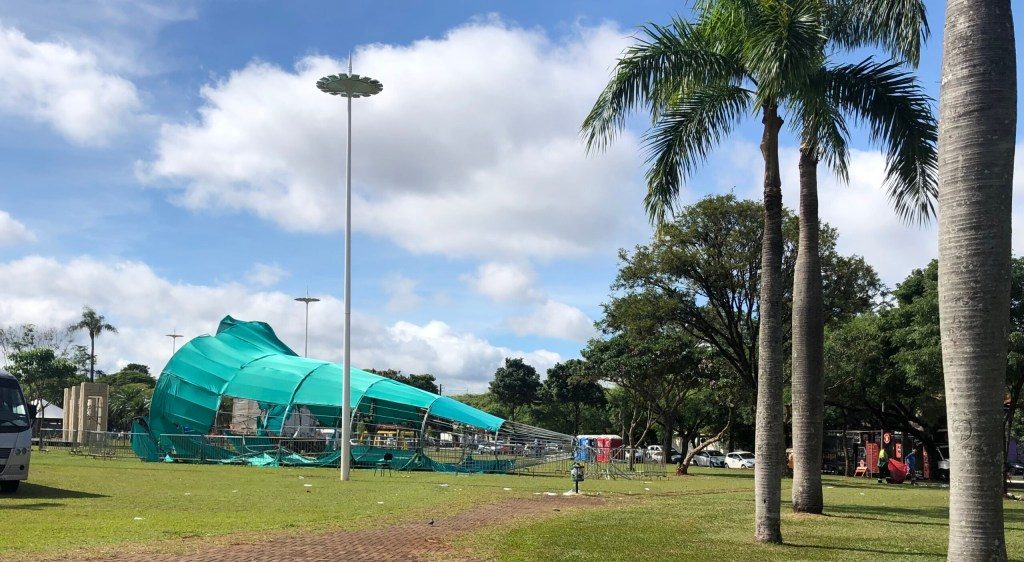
xmin=26 ymin=404 xmax=37 ymax=420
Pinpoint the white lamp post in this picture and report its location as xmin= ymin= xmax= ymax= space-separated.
xmin=317 ymin=56 xmax=383 ymax=482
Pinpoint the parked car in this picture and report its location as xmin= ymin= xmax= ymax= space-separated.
xmin=645 ymin=445 xmax=684 ymax=463
xmin=1007 ymin=460 xmax=1024 ymax=477
xmin=646 ymin=445 xmax=664 ymax=461
xmin=692 ymin=450 xmax=727 ymax=468
xmin=725 ymin=451 xmax=755 ymax=469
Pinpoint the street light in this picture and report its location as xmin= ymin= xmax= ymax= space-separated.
xmin=166 ymin=331 xmax=183 ymax=355
xmin=317 ymin=55 xmax=383 ymax=482
xmin=294 ymin=293 xmax=321 ymax=357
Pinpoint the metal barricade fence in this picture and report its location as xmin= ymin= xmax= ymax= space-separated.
xmin=32 ymin=430 xmax=139 ymax=459
xmin=29 ymin=431 xmax=668 ymax=477
xmin=512 ymin=445 xmax=666 ymax=479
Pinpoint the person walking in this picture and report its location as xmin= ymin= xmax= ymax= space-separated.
xmin=905 ymin=449 xmax=917 ymax=484
xmin=877 ymin=447 xmax=889 ymax=484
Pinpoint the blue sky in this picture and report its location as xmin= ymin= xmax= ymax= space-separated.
xmin=0 ymin=1 xmax=1021 ymax=392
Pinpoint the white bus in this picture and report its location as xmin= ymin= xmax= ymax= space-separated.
xmin=0 ymin=371 xmax=32 ymax=493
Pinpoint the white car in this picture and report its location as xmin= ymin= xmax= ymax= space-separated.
xmin=725 ymin=451 xmax=755 ymax=469
xmin=692 ymin=450 xmax=727 ymax=468
xmin=646 ymin=445 xmax=664 ymax=462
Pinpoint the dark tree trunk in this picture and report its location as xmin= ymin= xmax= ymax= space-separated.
xmin=791 ymin=146 xmax=825 ymax=514
xmin=663 ymin=413 xmax=674 ymax=464
xmin=755 ymin=104 xmax=785 ymax=544
xmin=89 ymin=335 xmax=96 ymax=382
xmin=937 ymin=1 xmax=1016 ymax=559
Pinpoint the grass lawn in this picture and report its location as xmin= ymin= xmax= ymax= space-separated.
xmin=1 ymin=452 xmax=675 ymax=559
xmin=3 ymin=453 xmax=1024 ymax=561
xmin=459 ymin=470 xmax=1024 ymax=561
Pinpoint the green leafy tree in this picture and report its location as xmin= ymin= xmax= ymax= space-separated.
xmin=0 ymin=324 xmax=83 ymax=364
xmin=6 ymin=348 xmax=84 ymax=420
xmin=107 ymin=383 xmax=153 ymax=431
xmin=583 ymin=332 xmax=708 ymax=458
xmin=604 ymin=386 xmax=655 ymax=452
xmin=543 ymin=360 xmax=605 ymax=436
xmin=72 ymin=306 xmax=118 ymax=382
xmin=824 ymin=259 xmax=1024 ymax=484
xmin=606 ymin=194 xmax=881 ymax=392
xmin=97 ymin=365 xmax=155 ymax=389
xmin=366 ymin=368 xmax=440 ymax=394
xmin=488 ymin=358 xmax=540 ymax=423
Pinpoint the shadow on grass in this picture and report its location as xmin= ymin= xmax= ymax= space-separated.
xmin=830 ymin=503 xmax=948 ymax=521
xmin=826 ymin=502 xmax=1024 ymax=532
xmin=1 ymin=501 xmax=64 ymax=510
xmin=11 ymin=483 xmax=109 ymax=500
xmin=685 ymin=470 xmax=755 ymax=480
xmin=784 ymin=541 xmax=943 ymax=559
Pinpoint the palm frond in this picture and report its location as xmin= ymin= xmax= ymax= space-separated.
xmin=824 ymin=58 xmax=937 ymax=223
xmin=825 ymin=0 xmax=929 ymax=66
xmin=641 ymin=84 xmax=754 ymax=223
xmin=582 ymin=18 xmax=743 ymax=152
xmin=742 ymin=0 xmax=827 ymax=105
xmin=792 ymin=72 xmax=851 ymax=182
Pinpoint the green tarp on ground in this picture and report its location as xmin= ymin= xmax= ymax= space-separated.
xmin=134 ymin=316 xmax=507 ymax=468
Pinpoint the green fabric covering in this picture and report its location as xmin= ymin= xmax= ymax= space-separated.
xmin=137 ymin=316 xmax=507 ymax=469
xmin=130 ymin=418 xmax=163 ymax=462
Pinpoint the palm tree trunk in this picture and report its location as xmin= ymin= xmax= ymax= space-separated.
xmin=755 ymin=104 xmax=785 ymax=544
xmin=791 ymin=145 xmax=825 ymax=514
xmin=89 ymin=335 xmax=96 ymax=382
xmin=938 ymin=1 xmax=1016 ymax=560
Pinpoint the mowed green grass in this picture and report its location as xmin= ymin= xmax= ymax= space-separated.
xmin=4 ymin=453 xmax=1024 ymax=561
xmin=0 ymin=452 xmax=676 ymax=559
xmin=460 ymin=469 xmax=1024 ymax=562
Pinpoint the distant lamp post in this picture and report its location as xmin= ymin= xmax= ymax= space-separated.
xmin=317 ymin=55 xmax=383 ymax=483
xmin=294 ymin=294 xmax=321 ymax=357
xmin=166 ymin=331 xmax=183 ymax=355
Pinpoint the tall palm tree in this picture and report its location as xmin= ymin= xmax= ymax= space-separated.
xmin=937 ymin=1 xmax=1016 ymax=559
xmin=583 ymin=1 xmax=826 ymax=543
xmin=583 ymin=0 xmax=937 ymax=537
xmin=790 ymin=2 xmax=935 ymax=514
xmin=72 ymin=306 xmax=117 ymax=382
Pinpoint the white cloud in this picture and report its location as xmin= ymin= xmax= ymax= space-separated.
xmin=716 ymin=141 xmax=1024 ymax=288
xmin=464 ymin=261 xmax=543 ymax=303
xmin=0 ymin=25 xmax=141 ymax=144
xmin=382 ymin=273 xmax=423 ymax=312
xmin=142 ymin=18 xmax=647 ymax=260
xmin=0 ymin=210 xmax=35 ymax=244
xmin=245 ymin=263 xmax=288 ymax=287
xmin=0 ymin=255 xmax=558 ymax=392
xmin=368 ymin=320 xmax=560 ymax=385
xmin=2 ymin=1 xmax=197 ymax=75
xmin=715 ymin=142 xmax=934 ymax=286
xmin=506 ymin=299 xmax=597 ymax=343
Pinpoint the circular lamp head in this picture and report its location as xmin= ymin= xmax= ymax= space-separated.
xmin=316 ymin=74 xmax=383 ymax=98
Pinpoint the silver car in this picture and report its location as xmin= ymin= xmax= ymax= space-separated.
xmin=692 ymin=450 xmax=727 ymax=468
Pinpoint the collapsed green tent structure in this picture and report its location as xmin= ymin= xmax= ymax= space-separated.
xmin=132 ymin=316 xmax=572 ymax=472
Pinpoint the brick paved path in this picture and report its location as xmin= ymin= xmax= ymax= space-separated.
xmin=79 ymin=494 xmax=605 ymax=562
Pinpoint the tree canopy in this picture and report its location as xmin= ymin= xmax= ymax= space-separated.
xmin=604 ymin=194 xmax=882 ymax=391
xmin=488 ymin=358 xmax=541 ymax=422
